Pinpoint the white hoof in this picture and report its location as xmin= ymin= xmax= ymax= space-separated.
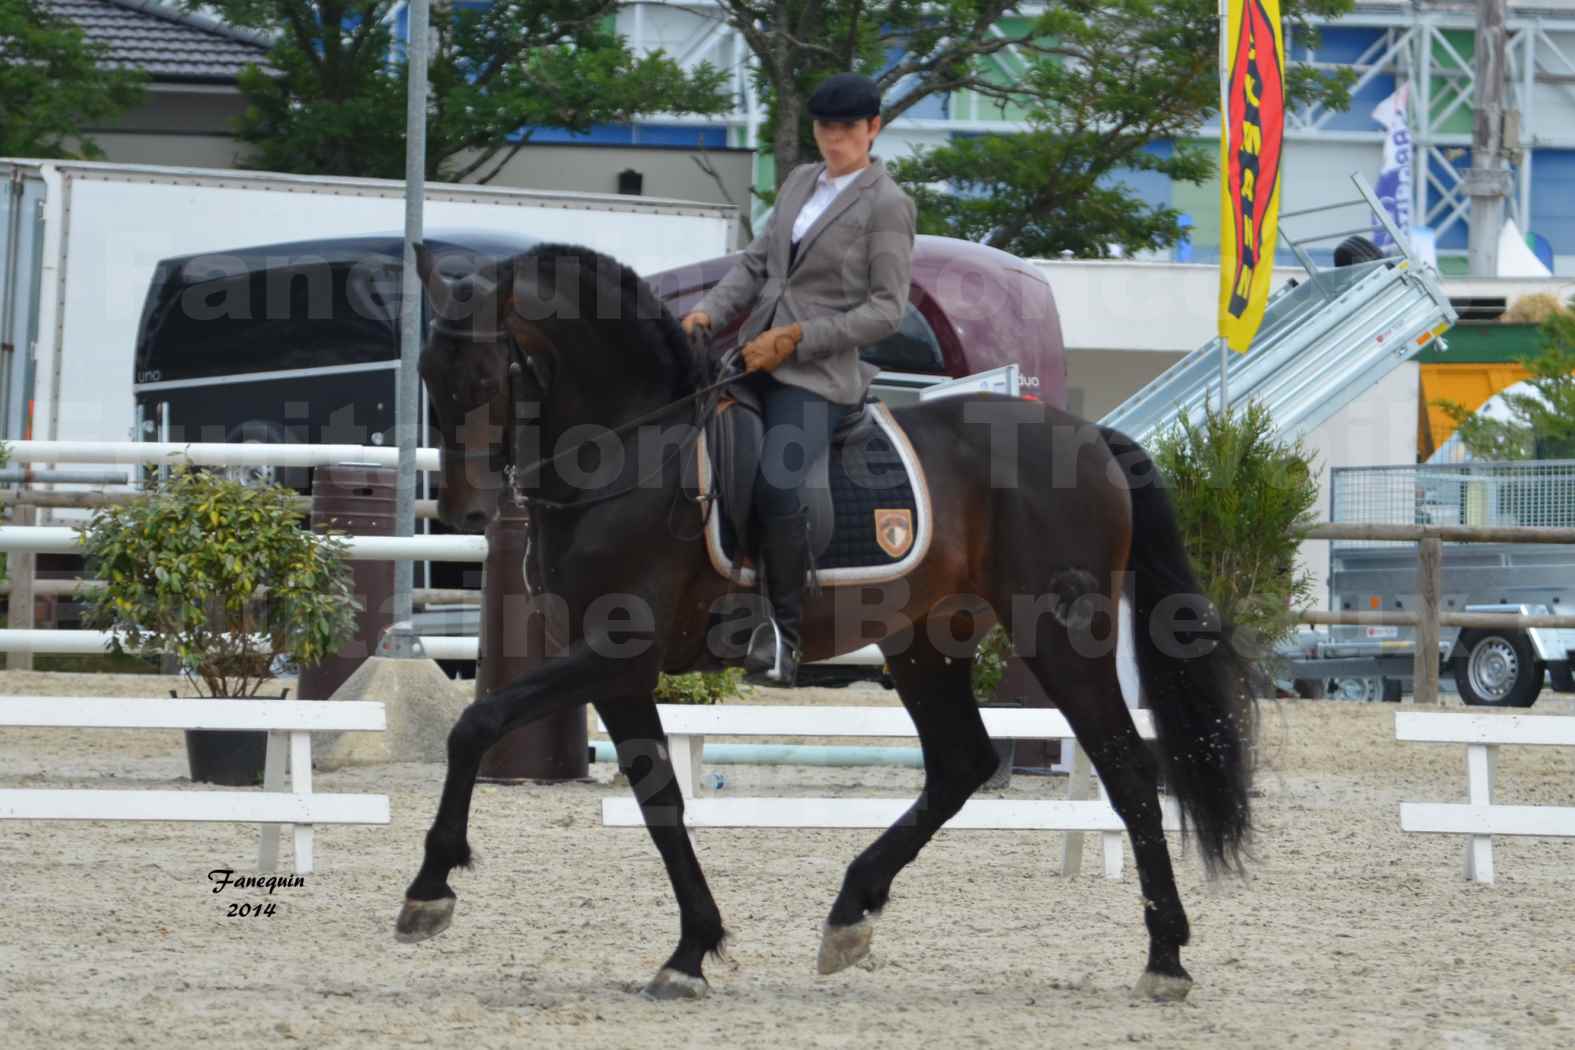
xmin=640 ymin=967 xmax=709 ymax=1001
xmin=1132 ymin=970 xmax=1193 ymax=1002
xmin=817 ymin=918 xmax=875 ymax=976
xmin=394 ymin=897 xmax=455 ymax=944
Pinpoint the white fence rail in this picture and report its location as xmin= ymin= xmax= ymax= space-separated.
xmin=0 ymin=697 xmax=389 ymax=873
xmin=598 ymin=704 xmax=1177 ymax=879
xmin=1397 ymin=711 xmax=1575 ymax=883
xmin=0 ymin=526 xmax=486 ymax=562
xmin=4 ymin=440 xmax=442 ymax=471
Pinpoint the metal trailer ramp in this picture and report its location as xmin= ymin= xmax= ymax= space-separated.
xmin=1100 ymin=174 xmax=1458 ymax=444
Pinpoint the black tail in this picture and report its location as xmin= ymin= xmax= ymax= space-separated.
xmin=1099 ymin=426 xmax=1254 ymax=875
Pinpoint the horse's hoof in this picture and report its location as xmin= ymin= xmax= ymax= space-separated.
xmin=816 ymin=918 xmax=874 ymax=976
xmin=1131 ymin=969 xmax=1193 ymax=1002
xmin=640 ymin=967 xmax=709 ymax=1001
xmin=395 ymin=897 xmax=456 ymax=944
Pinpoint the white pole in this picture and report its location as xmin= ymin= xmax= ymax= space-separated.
xmin=395 ymin=0 xmax=431 ymax=649
xmin=1218 ymin=0 xmax=1231 ymax=413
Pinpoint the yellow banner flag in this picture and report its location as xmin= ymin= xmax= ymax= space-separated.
xmin=1218 ymin=0 xmax=1286 ymax=352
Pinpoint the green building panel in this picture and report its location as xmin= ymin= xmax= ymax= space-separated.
xmin=1430 ymin=29 xmax=1476 ymax=136
xmin=948 ymin=17 xmax=1039 ymax=124
xmin=1415 ymin=323 xmax=1545 ymax=364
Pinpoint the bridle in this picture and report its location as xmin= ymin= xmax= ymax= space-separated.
xmin=434 ymin=317 xmax=741 ymax=516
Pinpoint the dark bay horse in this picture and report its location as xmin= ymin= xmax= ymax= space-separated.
xmin=395 ymin=242 xmax=1254 ymax=1003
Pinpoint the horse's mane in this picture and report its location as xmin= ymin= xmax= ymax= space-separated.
xmin=517 ymin=242 xmax=711 ymax=396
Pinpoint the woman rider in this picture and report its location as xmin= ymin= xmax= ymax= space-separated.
xmin=680 ymin=73 xmax=917 ymax=687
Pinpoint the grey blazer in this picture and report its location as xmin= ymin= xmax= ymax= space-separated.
xmin=696 ymin=157 xmax=917 ymax=406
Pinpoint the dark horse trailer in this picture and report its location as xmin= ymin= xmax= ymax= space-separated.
xmin=131 ymin=231 xmax=1068 ymax=673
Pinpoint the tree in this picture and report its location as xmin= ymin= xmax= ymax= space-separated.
xmin=711 ymin=0 xmax=1354 ymax=207
xmin=192 ymin=1 xmax=732 ymax=182
xmin=887 ymin=0 xmax=1355 ymax=258
xmin=0 ymin=0 xmax=145 ymax=159
xmin=1435 ymin=305 xmax=1575 ymax=461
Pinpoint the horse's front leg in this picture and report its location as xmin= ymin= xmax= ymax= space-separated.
xmin=395 ymin=640 xmax=641 ymax=943
xmin=597 ymin=698 xmax=728 ymax=1000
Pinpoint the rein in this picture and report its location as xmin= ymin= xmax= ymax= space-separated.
xmin=499 ymin=334 xmax=741 ymax=514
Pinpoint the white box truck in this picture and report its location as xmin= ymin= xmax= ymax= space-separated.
xmin=0 ymin=159 xmax=739 ymax=453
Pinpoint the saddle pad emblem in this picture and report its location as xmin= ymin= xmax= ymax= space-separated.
xmin=874 ymin=508 xmax=914 ymax=558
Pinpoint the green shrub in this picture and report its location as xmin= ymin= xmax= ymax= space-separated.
xmin=653 ymin=668 xmax=751 ymax=705
xmin=76 ymin=466 xmax=358 ymax=698
xmin=1150 ymin=400 xmax=1320 ymax=667
xmin=1434 ymin=306 xmax=1575 ymax=461
xmin=972 ymin=623 xmax=1013 ymax=701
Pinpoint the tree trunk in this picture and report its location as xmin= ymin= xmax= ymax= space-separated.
xmin=772 ymin=90 xmax=803 ymax=191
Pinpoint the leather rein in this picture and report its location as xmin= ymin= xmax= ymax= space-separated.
xmin=437 ymin=320 xmax=740 ymax=514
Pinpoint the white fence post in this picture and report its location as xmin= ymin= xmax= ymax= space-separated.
xmin=1061 ymin=742 xmax=1091 ymax=877
xmin=257 ymin=730 xmax=289 ymax=873
xmin=1464 ymin=742 xmax=1497 ymax=884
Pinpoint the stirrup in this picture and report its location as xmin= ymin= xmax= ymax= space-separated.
xmin=744 ymin=619 xmax=798 ymax=686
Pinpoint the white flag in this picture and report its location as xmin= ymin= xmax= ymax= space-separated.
xmin=1370 ymin=83 xmax=1412 ymax=251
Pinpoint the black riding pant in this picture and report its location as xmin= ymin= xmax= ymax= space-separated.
xmin=746 ymin=374 xmax=856 ymax=526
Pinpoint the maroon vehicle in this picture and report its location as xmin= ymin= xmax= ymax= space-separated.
xmin=646 ymin=235 xmax=1067 ymax=409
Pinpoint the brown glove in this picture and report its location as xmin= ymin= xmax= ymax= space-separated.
xmin=681 ymin=310 xmax=711 ymax=336
xmin=741 ymin=322 xmax=803 ymax=373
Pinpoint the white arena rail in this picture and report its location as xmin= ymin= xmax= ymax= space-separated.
xmin=0 ymin=698 xmax=390 ymax=873
xmin=0 ymin=526 xmax=487 ymax=562
xmin=1397 ymin=711 xmax=1575 ymax=884
xmin=598 ymin=704 xmax=1176 ymax=879
xmin=3 ymin=440 xmax=442 ymax=471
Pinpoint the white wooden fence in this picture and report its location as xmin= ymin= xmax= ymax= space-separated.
xmin=1397 ymin=710 xmax=1575 ymax=884
xmin=598 ymin=705 xmax=1177 ymax=879
xmin=0 ymin=698 xmax=390 ymax=873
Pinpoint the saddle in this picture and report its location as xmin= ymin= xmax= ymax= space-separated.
xmin=688 ymin=385 xmax=933 ymax=588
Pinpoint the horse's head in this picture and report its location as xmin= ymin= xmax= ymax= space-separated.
xmin=416 ymin=245 xmax=529 ymax=533
xmin=418 ymin=242 xmax=702 ymax=532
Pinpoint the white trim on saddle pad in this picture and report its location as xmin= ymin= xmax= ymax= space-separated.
xmin=698 ymin=401 xmax=934 ymax=587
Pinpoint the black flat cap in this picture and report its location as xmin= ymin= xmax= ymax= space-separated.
xmin=808 ymin=73 xmax=881 ymax=120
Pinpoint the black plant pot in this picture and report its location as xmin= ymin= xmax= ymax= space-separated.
xmin=177 ymin=688 xmax=288 ymax=786
xmin=184 ymin=729 xmax=268 ymax=786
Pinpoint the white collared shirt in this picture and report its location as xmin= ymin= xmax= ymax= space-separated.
xmin=791 ymin=165 xmax=863 ymax=243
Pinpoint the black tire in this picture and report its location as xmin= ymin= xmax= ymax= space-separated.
xmin=1452 ymin=630 xmax=1542 ymax=708
xmin=1292 ymin=677 xmax=1326 ymax=699
xmin=1548 ymin=662 xmax=1575 ymax=694
xmin=1334 ymin=235 xmax=1383 ymax=268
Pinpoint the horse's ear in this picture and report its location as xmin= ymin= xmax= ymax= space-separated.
xmin=413 ymin=242 xmax=450 ymax=317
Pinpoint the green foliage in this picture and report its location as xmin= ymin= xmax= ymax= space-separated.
xmin=713 ymin=0 xmax=1351 ymax=238
xmin=1434 ymin=308 xmax=1575 ymax=462
xmin=193 ymin=0 xmax=731 ymax=182
xmin=0 ymin=0 xmax=146 ymax=159
xmin=888 ymin=0 xmax=1355 ymax=258
xmin=1150 ymin=401 xmax=1321 ymax=664
xmin=971 ymin=623 xmax=1013 ymax=702
xmin=76 ymin=467 xmax=359 ymax=698
xmin=653 ymin=667 xmax=751 ymax=705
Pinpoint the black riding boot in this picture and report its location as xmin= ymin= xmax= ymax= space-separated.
xmin=745 ymin=510 xmax=810 ymax=687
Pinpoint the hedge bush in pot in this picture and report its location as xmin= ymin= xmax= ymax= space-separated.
xmin=76 ymin=466 xmax=359 ymax=783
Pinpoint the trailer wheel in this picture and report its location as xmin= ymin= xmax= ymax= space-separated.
xmin=1452 ymin=630 xmax=1542 ymax=707
xmin=222 ymin=421 xmax=289 ymax=489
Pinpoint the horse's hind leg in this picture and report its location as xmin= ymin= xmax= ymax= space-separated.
xmin=819 ymin=625 xmax=999 ymax=975
xmin=1019 ymin=635 xmax=1192 ymax=1001
xmin=597 ymin=698 xmax=728 ymax=1000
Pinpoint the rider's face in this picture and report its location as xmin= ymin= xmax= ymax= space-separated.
xmin=813 ymin=117 xmax=881 ymax=177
